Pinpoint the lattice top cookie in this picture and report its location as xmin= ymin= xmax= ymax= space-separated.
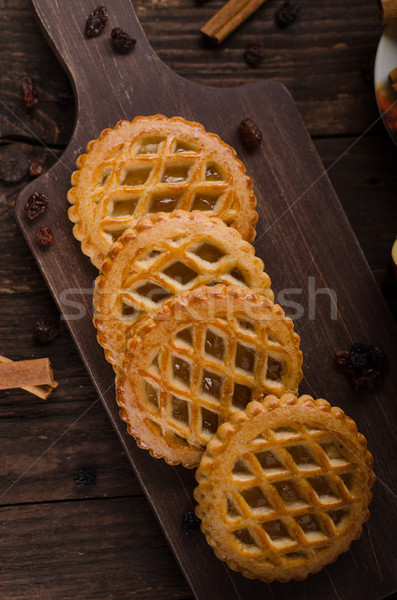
xmin=116 ymin=285 xmax=302 ymax=468
xmin=94 ymin=210 xmax=273 ymax=368
xmin=68 ymin=115 xmax=258 ymax=268
xmin=195 ymin=394 xmax=375 ymax=582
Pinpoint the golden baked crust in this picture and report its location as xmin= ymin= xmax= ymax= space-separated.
xmin=93 ymin=210 xmax=273 ymax=368
xmin=116 ymin=285 xmax=303 ymax=468
xmin=68 ymin=114 xmax=258 ymax=268
xmin=195 ymin=394 xmax=375 ymax=582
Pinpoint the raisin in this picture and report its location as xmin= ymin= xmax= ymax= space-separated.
xmin=85 ymin=6 xmax=108 ymax=38
xmin=244 ymin=41 xmax=265 ymax=67
xmin=361 ymin=55 xmax=375 ymax=86
xmin=36 ymin=226 xmax=54 ymax=246
xmin=276 ymin=1 xmax=300 ymax=27
xmin=368 ymin=369 xmax=384 ymax=388
xmin=22 ymin=76 xmax=38 ymax=109
xmin=32 ymin=320 xmax=60 ymax=344
xmin=334 ymin=351 xmax=354 ymax=377
xmin=29 ymin=160 xmax=45 ymax=177
xmin=24 ymin=192 xmax=50 ymax=220
xmin=335 ymin=343 xmax=388 ymax=392
xmin=367 ymin=345 xmax=388 ymax=372
xmin=239 ymin=118 xmax=262 ymax=149
xmin=181 ymin=511 xmax=201 ymax=536
xmin=111 ymin=27 xmax=136 ymax=54
xmin=349 ymin=343 xmax=368 ymax=370
xmin=74 ymin=468 xmax=97 ymax=486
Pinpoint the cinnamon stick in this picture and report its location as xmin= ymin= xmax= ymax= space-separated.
xmin=377 ymin=0 xmax=397 ymax=23
xmin=201 ymin=0 xmax=268 ymax=43
xmin=0 ymin=355 xmax=57 ymax=399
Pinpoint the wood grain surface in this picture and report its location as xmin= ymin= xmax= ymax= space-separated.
xmin=1 ymin=0 xmax=397 ymax=599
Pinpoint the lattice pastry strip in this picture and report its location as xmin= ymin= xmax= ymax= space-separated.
xmin=116 ymin=285 xmax=303 ymax=468
xmin=68 ymin=115 xmax=258 ymax=268
xmin=195 ymin=394 xmax=375 ymax=582
xmin=94 ymin=211 xmax=273 ymax=369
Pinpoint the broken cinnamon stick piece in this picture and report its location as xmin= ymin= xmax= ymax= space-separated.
xmin=377 ymin=0 xmax=397 ymax=24
xmin=201 ymin=0 xmax=268 ymax=43
xmin=0 ymin=355 xmax=57 ymax=399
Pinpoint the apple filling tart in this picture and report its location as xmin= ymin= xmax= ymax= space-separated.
xmin=195 ymin=394 xmax=375 ymax=582
xmin=116 ymin=285 xmax=302 ymax=467
xmin=93 ymin=211 xmax=273 ymax=369
xmin=68 ymin=114 xmax=258 ymax=268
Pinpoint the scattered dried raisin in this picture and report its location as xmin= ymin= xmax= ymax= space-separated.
xmin=36 ymin=226 xmax=54 ymax=246
xmin=29 ymin=160 xmax=46 ymax=177
xmin=244 ymin=41 xmax=265 ymax=67
xmin=239 ymin=118 xmax=262 ymax=149
xmin=367 ymin=345 xmax=388 ymax=372
xmin=335 ymin=343 xmax=388 ymax=392
xmin=22 ymin=76 xmax=38 ymax=109
xmin=24 ymin=192 xmax=50 ymax=220
xmin=85 ymin=6 xmax=108 ymax=38
xmin=334 ymin=351 xmax=354 ymax=377
xmin=74 ymin=468 xmax=97 ymax=486
xmin=111 ymin=27 xmax=136 ymax=53
xmin=276 ymin=1 xmax=300 ymax=27
xmin=368 ymin=369 xmax=384 ymax=388
xmin=181 ymin=511 xmax=201 ymax=536
xmin=349 ymin=342 xmax=368 ymax=369
xmin=32 ymin=320 xmax=60 ymax=344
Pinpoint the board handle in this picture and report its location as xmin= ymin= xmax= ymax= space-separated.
xmin=32 ymin=0 xmax=170 ymax=115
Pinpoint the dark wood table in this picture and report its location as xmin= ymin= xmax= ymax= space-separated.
xmin=1 ymin=1 xmax=396 ymax=599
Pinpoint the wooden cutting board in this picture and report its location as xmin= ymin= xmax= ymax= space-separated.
xmin=14 ymin=1 xmax=397 ymax=598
